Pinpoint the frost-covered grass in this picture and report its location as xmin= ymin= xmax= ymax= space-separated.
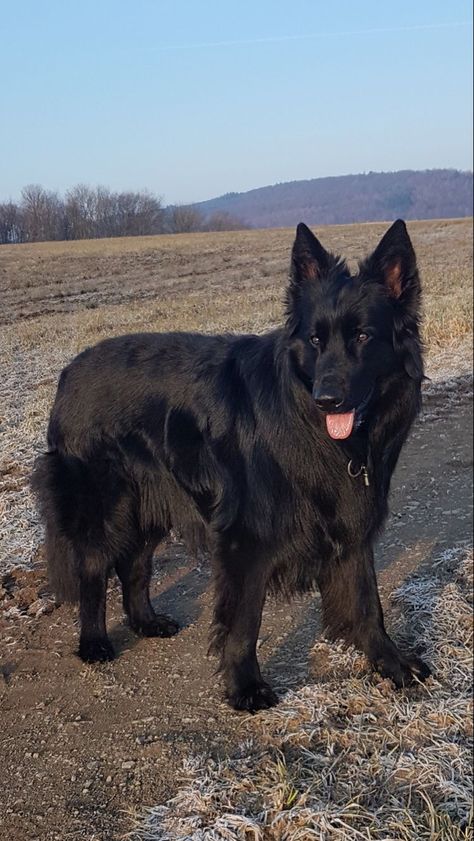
xmin=131 ymin=547 xmax=473 ymax=841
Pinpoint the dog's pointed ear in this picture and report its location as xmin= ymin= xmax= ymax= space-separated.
xmin=364 ymin=220 xmax=420 ymax=312
xmin=364 ymin=220 xmax=423 ymax=380
xmin=291 ymin=223 xmax=330 ymax=285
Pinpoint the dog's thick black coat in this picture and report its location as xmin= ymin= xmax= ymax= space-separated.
xmin=32 ymin=220 xmax=430 ymax=710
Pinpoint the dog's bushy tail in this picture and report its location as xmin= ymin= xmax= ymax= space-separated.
xmin=31 ymin=451 xmax=81 ymax=603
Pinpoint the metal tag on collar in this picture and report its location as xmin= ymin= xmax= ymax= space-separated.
xmin=348 ymin=459 xmax=370 ymax=487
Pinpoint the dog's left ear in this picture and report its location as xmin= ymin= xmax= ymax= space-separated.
xmin=364 ymin=220 xmax=420 ymax=315
xmin=365 ymin=220 xmax=423 ymax=380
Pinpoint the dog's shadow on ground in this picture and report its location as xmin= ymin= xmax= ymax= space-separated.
xmin=105 ymin=541 xmax=429 ymax=680
xmin=105 ymin=534 xmax=467 ymax=691
xmin=107 ymin=555 xmax=211 ymax=658
xmin=260 ymin=538 xmax=451 ymax=696
xmin=261 ymin=595 xmax=322 ymax=693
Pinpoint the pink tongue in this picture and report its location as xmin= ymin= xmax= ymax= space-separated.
xmin=326 ymin=410 xmax=355 ymax=440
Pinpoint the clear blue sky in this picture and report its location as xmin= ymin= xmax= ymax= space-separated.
xmin=1 ymin=0 xmax=472 ymax=204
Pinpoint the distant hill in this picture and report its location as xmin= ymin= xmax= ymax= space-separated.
xmin=194 ymin=169 xmax=473 ymax=228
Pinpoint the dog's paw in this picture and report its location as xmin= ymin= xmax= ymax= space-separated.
xmin=228 ymin=682 xmax=279 ymax=713
xmin=372 ymin=646 xmax=431 ymax=688
xmin=79 ymin=637 xmax=115 ymax=663
xmin=132 ymin=614 xmax=180 ymax=638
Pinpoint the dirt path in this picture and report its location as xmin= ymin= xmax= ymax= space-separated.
xmin=0 ymin=390 xmax=472 ymax=841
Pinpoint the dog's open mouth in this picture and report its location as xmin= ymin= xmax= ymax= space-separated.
xmin=325 ymin=411 xmax=355 ymax=440
xmin=323 ymin=388 xmax=374 ymax=440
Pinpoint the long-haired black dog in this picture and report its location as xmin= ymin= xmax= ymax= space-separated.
xmin=32 ymin=220 xmax=431 ymax=711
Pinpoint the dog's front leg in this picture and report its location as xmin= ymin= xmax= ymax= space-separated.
xmin=210 ymin=547 xmax=278 ymax=712
xmin=317 ymin=546 xmax=431 ymax=686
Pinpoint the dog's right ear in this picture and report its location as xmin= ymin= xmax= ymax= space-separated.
xmin=286 ymin=224 xmax=331 ymax=336
xmin=291 ymin=223 xmax=330 ymax=286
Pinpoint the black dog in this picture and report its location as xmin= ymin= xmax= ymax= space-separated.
xmin=32 ymin=220 xmax=431 ymax=711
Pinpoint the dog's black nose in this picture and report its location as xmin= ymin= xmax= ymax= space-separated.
xmin=312 ymin=384 xmax=345 ymax=412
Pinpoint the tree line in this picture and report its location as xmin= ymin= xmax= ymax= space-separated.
xmin=0 ymin=184 xmax=249 ymax=244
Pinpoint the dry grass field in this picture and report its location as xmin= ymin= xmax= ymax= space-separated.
xmin=2 ymin=218 xmax=472 ymax=342
xmin=0 ymin=219 xmax=472 ymax=841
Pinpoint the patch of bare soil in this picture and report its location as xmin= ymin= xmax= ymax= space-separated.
xmin=0 ymin=389 xmax=472 ymax=841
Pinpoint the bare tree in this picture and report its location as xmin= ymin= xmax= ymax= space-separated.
xmin=95 ymin=186 xmax=118 ymax=237
xmin=166 ymin=204 xmax=204 ymax=234
xmin=21 ymin=184 xmax=63 ymax=242
xmin=21 ymin=184 xmax=45 ymax=241
xmin=120 ymin=190 xmax=164 ymax=236
xmin=0 ymin=201 xmax=25 ymax=243
xmin=64 ymin=184 xmax=98 ymax=239
xmin=204 ymin=211 xmax=250 ymax=232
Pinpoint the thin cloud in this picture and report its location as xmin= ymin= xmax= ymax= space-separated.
xmin=155 ymin=20 xmax=472 ymax=52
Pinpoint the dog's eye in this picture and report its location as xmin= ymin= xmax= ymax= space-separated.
xmin=309 ymin=335 xmax=320 ymax=347
xmin=357 ymin=332 xmax=370 ymax=344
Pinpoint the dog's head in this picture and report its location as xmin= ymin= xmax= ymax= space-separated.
xmin=285 ymin=220 xmax=423 ymax=439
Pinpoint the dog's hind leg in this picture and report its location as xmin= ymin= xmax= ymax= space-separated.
xmin=210 ymin=546 xmax=278 ymax=712
xmin=318 ymin=546 xmax=431 ymax=686
xmin=78 ymin=551 xmax=115 ymax=662
xmin=115 ymin=533 xmax=180 ymax=638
